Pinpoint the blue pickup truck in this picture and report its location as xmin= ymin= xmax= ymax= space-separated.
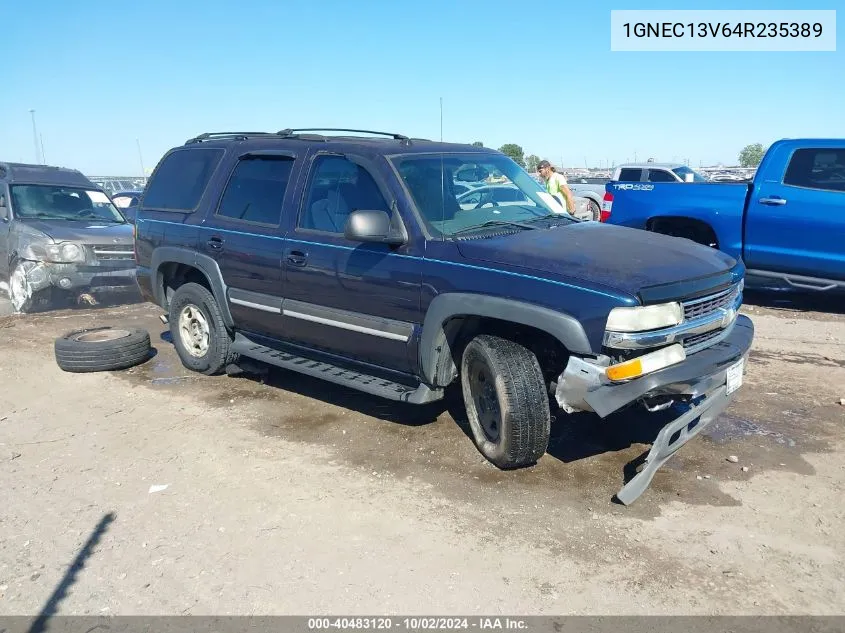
xmin=601 ymin=139 xmax=845 ymax=293
xmin=133 ymin=128 xmax=754 ymax=504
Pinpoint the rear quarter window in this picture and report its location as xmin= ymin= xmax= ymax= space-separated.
xmin=617 ymin=168 xmax=643 ymax=181
xmin=142 ymin=148 xmax=225 ymax=211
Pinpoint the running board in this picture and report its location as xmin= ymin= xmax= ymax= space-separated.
xmin=230 ymin=334 xmax=443 ymax=404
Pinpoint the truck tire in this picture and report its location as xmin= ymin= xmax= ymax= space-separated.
xmin=168 ymin=282 xmax=233 ymax=376
xmin=54 ymin=327 xmax=151 ymax=373
xmin=587 ymin=198 xmax=601 ymax=221
xmin=460 ymin=334 xmax=551 ymax=469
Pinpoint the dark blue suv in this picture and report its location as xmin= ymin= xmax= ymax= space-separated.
xmin=134 ymin=128 xmax=754 ymax=504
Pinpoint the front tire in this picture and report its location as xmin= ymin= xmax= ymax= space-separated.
xmin=460 ymin=335 xmax=551 ymax=469
xmin=168 ymin=282 xmax=233 ymax=375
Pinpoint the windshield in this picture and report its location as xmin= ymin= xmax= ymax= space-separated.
xmin=10 ymin=185 xmax=126 ymax=223
xmin=672 ymin=166 xmax=708 ymax=182
xmin=391 ymin=153 xmax=573 ymax=237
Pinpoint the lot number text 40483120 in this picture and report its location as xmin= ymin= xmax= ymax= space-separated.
xmin=307 ymin=618 xmax=529 ymax=631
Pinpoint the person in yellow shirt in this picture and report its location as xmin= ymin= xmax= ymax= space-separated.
xmin=537 ymin=160 xmax=574 ymax=215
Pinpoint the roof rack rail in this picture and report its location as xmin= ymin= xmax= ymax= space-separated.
xmin=184 ymin=132 xmax=278 ymax=145
xmin=276 ymin=128 xmax=409 ymax=141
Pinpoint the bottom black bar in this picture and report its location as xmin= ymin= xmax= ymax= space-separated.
xmin=0 ymin=616 xmax=843 ymax=633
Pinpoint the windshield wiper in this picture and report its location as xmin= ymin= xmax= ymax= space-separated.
xmin=451 ymin=220 xmax=537 ymax=236
xmin=526 ymin=213 xmax=576 ymax=224
xmin=68 ymin=216 xmax=125 ymax=224
xmin=22 ymin=213 xmax=72 ymax=221
xmin=21 ymin=212 xmax=123 ymax=223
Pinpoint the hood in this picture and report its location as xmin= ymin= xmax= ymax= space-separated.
xmin=455 ymin=222 xmax=737 ymax=299
xmin=17 ymin=219 xmax=133 ymax=244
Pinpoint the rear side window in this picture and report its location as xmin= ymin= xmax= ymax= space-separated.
xmin=783 ymin=148 xmax=845 ymax=193
xmin=142 ymin=148 xmax=224 ymax=211
xmin=216 ymin=156 xmax=294 ymax=226
xmin=647 ymin=169 xmax=677 ymax=182
xmin=617 ymin=168 xmax=642 ymax=181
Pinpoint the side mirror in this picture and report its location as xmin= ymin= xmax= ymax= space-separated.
xmin=0 ymin=195 xmax=7 ymax=222
xmin=344 ymin=209 xmax=407 ymax=245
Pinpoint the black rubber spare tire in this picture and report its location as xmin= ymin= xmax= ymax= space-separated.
xmin=54 ymin=326 xmax=151 ymax=373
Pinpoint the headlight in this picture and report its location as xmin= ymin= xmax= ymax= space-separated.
xmin=44 ymin=242 xmax=86 ymax=264
xmin=605 ymin=302 xmax=683 ymax=333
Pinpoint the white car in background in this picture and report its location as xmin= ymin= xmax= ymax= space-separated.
xmin=452 ymin=181 xmax=482 ymax=196
xmin=612 ymin=163 xmax=708 ymax=183
xmin=110 ymin=190 xmax=144 ymax=223
xmin=456 ymin=184 xmax=593 ymax=221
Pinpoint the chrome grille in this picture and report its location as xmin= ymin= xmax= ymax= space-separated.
xmin=92 ymin=244 xmax=134 ymax=261
xmin=682 ymin=285 xmax=738 ymax=321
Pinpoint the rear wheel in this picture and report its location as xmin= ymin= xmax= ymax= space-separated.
xmin=168 ymin=282 xmax=233 ymax=375
xmin=587 ymin=198 xmax=601 ymax=221
xmin=460 ymin=335 xmax=551 ymax=468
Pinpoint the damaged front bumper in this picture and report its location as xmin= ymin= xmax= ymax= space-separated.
xmin=555 ymin=314 xmax=754 ymax=505
xmin=17 ymin=260 xmax=137 ymax=296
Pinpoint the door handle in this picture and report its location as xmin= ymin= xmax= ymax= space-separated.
xmin=759 ymin=197 xmax=787 ymax=206
xmin=287 ymin=250 xmax=308 ymax=266
xmin=207 ymin=236 xmax=224 ymax=250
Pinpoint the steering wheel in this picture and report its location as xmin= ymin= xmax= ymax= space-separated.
xmin=473 ymin=199 xmax=498 ymax=210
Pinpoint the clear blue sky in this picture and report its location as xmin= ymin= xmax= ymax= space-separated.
xmin=2 ymin=0 xmax=842 ymax=175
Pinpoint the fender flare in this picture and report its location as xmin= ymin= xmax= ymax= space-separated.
xmin=419 ymin=293 xmax=593 ymax=386
xmin=150 ymin=246 xmax=234 ymax=327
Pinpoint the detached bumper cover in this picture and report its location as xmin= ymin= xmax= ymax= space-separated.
xmin=614 ymin=384 xmax=734 ymax=505
xmin=22 ymin=260 xmax=137 ymax=294
xmin=555 ymin=315 xmax=754 ymax=504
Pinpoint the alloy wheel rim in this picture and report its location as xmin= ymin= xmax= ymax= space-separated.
xmin=178 ymin=304 xmax=210 ymax=358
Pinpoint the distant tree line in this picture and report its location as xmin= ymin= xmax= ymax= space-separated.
xmin=469 ymin=142 xmax=543 ymax=172
xmin=474 ymin=141 xmax=769 ymax=172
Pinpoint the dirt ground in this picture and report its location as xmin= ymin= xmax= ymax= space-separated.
xmin=0 ymin=289 xmax=843 ymax=616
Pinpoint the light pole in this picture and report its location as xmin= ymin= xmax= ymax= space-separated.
xmin=136 ymin=138 xmax=146 ymax=178
xmin=439 ymin=97 xmax=443 ymax=142
xmin=29 ymin=109 xmax=41 ymax=164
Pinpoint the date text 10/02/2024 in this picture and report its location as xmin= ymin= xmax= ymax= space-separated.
xmin=307 ymin=618 xmax=529 ymax=630
xmin=622 ymin=22 xmax=823 ymax=38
